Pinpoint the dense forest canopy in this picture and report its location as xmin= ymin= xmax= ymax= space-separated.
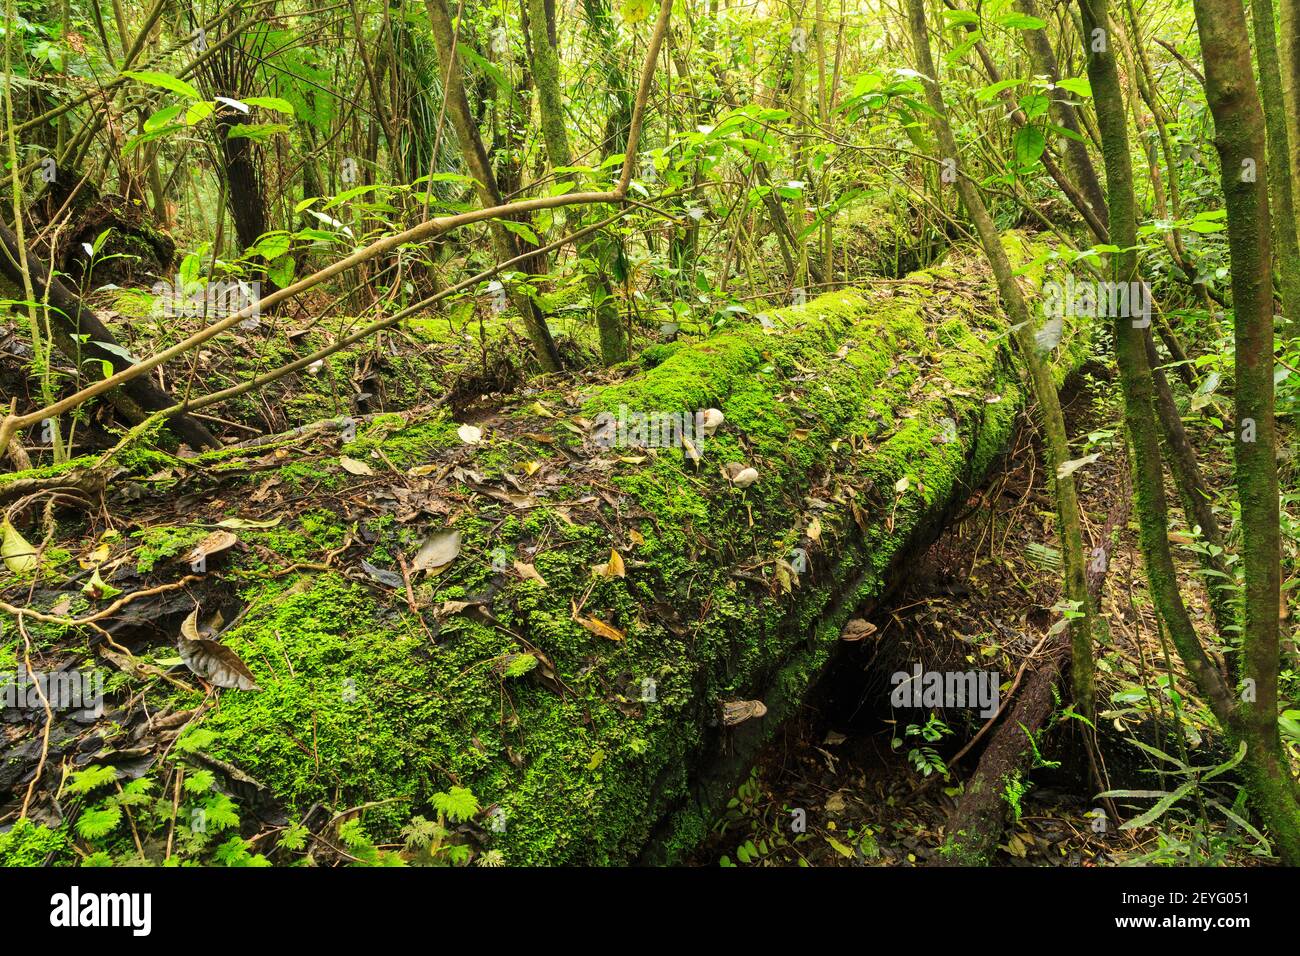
xmin=0 ymin=0 xmax=1297 ymax=888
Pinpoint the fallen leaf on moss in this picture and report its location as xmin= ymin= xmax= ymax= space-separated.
xmin=514 ymin=561 xmax=548 ymax=587
xmin=2 ymin=519 xmax=38 ymax=574
xmin=216 ymin=516 xmax=282 ymax=530
xmin=413 ymin=529 xmax=461 ymax=573
xmin=177 ymin=608 xmax=260 ymax=691
xmin=435 ymin=599 xmax=482 ymax=619
xmin=574 ymin=609 xmax=624 ymax=641
xmin=594 ymin=548 xmax=626 ymax=579
xmin=82 ymin=568 xmax=123 ymax=601
xmin=340 ymin=455 xmax=375 ymax=476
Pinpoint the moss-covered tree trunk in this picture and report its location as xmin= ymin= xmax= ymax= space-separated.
xmin=1077 ymin=0 xmax=1230 ymax=715
xmin=1191 ymin=0 xmax=1300 ymax=864
xmin=1279 ymin=0 xmax=1300 ymax=287
xmin=1247 ymin=0 xmax=1300 ymax=333
xmin=38 ymin=245 xmax=1066 ymax=865
xmin=526 ymin=0 xmax=627 ymax=364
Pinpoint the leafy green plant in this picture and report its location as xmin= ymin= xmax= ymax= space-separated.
xmin=1100 ymin=740 xmax=1271 ymax=863
xmin=894 ymin=716 xmax=952 ymax=778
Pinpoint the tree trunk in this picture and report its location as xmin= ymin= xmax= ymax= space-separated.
xmin=527 ymin=0 xmax=627 ymax=363
xmin=1247 ymin=0 xmax=1300 ymax=333
xmin=1191 ymin=0 xmax=1300 ymax=863
xmin=423 ymin=0 xmax=563 ymax=372
xmin=906 ymin=0 xmax=1097 ymax=721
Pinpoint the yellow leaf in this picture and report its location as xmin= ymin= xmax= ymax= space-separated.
xmin=807 ymin=516 xmax=822 ymax=542
xmin=79 ymin=540 xmax=112 ymax=569
xmin=514 ymin=561 xmax=548 ymax=587
xmin=339 ymin=455 xmax=374 ymax=476
xmin=575 ymin=612 xmax=624 ymax=641
xmin=826 ymin=836 xmax=855 ymax=859
xmin=2 ymin=519 xmax=38 ymax=574
xmin=605 ymin=548 xmax=626 ymax=578
xmin=215 ymin=516 xmax=282 ymax=530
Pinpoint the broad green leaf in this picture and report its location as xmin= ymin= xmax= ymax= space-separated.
xmin=995 ymin=12 xmax=1047 ymax=29
xmin=323 ymin=183 xmax=385 ymax=208
xmin=249 ymin=232 xmax=292 ymax=260
xmin=975 ymin=77 xmax=1023 ymax=101
xmin=1014 ymin=125 xmax=1046 ymax=167
xmin=266 ymin=254 xmax=295 ymax=289
xmin=144 ymin=104 xmax=185 ymax=132
xmin=123 ymin=124 xmax=185 ymax=155
xmin=622 ymin=0 xmax=654 ymax=22
xmin=1055 ymin=77 xmax=1092 ymax=98
xmin=242 ymin=95 xmax=295 ymax=114
xmin=2 ymin=518 xmax=38 ymax=574
xmin=123 ymin=70 xmax=200 ymax=100
xmin=496 ymin=218 xmax=540 ymax=246
xmin=184 ymin=100 xmax=215 ymax=125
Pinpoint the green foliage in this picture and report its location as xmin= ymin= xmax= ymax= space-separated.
xmin=430 ymin=787 xmax=480 ymax=824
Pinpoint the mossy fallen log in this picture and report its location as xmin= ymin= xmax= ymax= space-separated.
xmin=1 ymin=240 xmax=1085 ymax=865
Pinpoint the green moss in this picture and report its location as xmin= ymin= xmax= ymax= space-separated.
xmin=342 ymin=412 xmax=459 ymax=470
xmin=0 ymin=819 xmax=72 ymax=866
xmin=0 ymin=454 xmax=98 ymax=490
xmin=132 ymin=526 xmax=207 ymax=574
xmin=239 ymin=509 xmax=349 ymax=565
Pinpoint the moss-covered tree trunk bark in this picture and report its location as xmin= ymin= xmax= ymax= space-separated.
xmin=1191 ymin=0 xmax=1300 ymax=864
xmin=526 ymin=0 xmax=627 ymax=364
xmin=1279 ymin=0 xmax=1300 ymax=296
xmin=1247 ymin=0 xmax=1300 ymax=333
